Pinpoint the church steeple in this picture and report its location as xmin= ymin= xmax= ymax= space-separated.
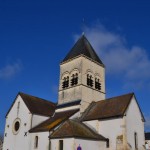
xmin=62 ymin=35 xmax=104 ymax=66
xmin=58 ymin=35 xmax=106 ymax=112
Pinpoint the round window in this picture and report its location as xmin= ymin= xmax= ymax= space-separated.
xmin=14 ymin=121 xmax=20 ymax=132
xmin=13 ymin=118 xmax=21 ymax=134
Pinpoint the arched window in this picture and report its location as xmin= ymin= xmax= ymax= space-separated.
xmin=95 ymin=78 xmax=101 ymax=90
xmin=87 ymin=74 xmax=93 ymax=87
xmin=71 ymin=73 xmax=78 ymax=86
xmin=62 ymin=76 xmax=69 ymax=89
xmin=34 ymin=136 xmax=38 ymax=149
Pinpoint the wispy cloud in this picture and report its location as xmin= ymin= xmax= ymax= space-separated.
xmin=0 ymin=60 xmax=22 ymax=80
xmin=74 ymin=23 xmax=150 ymax=88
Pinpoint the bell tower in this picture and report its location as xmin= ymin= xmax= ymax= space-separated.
xmin=58 ymin=35 xmax=106 ymax=112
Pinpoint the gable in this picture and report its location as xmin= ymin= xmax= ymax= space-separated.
xmin=50 ymin=119 xmax=107 ymax=141
xmin=6 ymin=94 xmax=30 ymax=118
xmin=81 ymin=93 xmax=134 ymax=121
xmin=81 ymin=92 xmax=145 ymax=122
xmin=125 ymin=95 xmax=145 ymax=122
xmin=6 ymin=92 xmax=56 ymax=117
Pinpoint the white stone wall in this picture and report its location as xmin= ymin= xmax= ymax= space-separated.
xmin=84 ymin=97 xmax=145 ymax=150
xmin=59 ymin=56 xmax=105 ymax=112
xmin=85 ymin=118 xmax=123 ymax=150
xmin=32 ymin=114 xmax=49 ymax=128
xmin=51 ymin=138 xmax=74 ymax=150
xmin=125 ymin=96 xmax=145 ymax=150
xmin=51 ymin=138 xmax=106 ymax=150
xmin=31 ymin=132 xmax=49 ymax=150
xmin=75 ymin=139 xmax=106 ymax=150
xmin=84 ymin=120 xmax=99 ymax=132
xmin=3 ymin=95 xmax=32 ymax=150
xmin=99 ymin=118 xmax=124 ymax=150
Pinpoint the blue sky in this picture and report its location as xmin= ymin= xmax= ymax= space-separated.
xmin=1 ymin=0 xmax=150 ymax=134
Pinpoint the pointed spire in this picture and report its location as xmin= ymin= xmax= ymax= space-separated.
xmin=62 ymin=35 xmax=104 ymax=66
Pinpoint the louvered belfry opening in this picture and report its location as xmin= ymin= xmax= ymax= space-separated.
xmin=71 ymin=73 xmax=78 ymax=86
xmin=95 ymin=78 xmax=101 ymax=90
xmin=62 ymin=76 xmax=69 ymax=89
xmin=87 ymin=74 xmax=93 ymax=87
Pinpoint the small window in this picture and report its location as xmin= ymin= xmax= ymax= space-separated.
xmin=134 ymin=132 xmax=138 ymax=149
xmin=87 ymin=74 xmax=93 ymax=87
xmin=35 ymin=136 xmax=38 ymax=149
xmin=71 ymin=73 xmax=78 ymax=86
xmin=106 ymin=139 xmax=109 ymax=148
xmin=59 ymin=140 xmax=63 ymax=150
xmin=62 ymin=76 xmax=69 ymax=89
xmin=95 ymin=78 xmax=101 ymax=90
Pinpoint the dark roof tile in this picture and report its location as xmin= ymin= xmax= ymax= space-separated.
xmin=82 ymin=93 xmax=134 ymax=121
xmin=50 ymin=119 xmax=107 ymax=141
xmin=6 ymin=92 xmax=56 ymax=117
xmin=29 ymin=109 xmax=79 ymax=133
xmin=62 ymin=35 xmax=104 ymax=66
xmin=19 ymin=92 xmax=56 ymax=116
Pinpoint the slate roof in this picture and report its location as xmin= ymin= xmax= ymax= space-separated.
xmin=145 ymin=133 xmax=150 ymax=140
xmin=56 ymin=100 xmax=81 ymax=109
xmin=50 ymin=119 xmax=107 ymax=141
xmin=29 ymin=109 xmax=79 ymax=133
xmin=6 ymin=92 xmax=56 ymax=117
xmin=62 ymin=35 xmax=104 ymax=66
xmin=81 ymin=93 xmax=144 ymax=121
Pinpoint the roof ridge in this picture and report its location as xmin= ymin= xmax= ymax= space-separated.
xmin=68 ymin=119 xmax=107 ymax=140
xmin=19 ymin=92 xmax=56 ymax=105
xmin=96 ymin=92 xmax=134 ymax=103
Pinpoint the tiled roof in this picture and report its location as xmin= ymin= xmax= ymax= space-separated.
xmin=81 ymin=93 xmax=135 ymax=121
xmin=29 ymin=109 xmax=79 ymax=133
xmin=6 ymin=92 xmax=56 ymax=117
xmin=19 ymin=92 xmax=56 ymax=116
xmin=62 ymin=35 xmax=104 ymax=66
xmin=50 ymin=119 xmax=107 ymax=141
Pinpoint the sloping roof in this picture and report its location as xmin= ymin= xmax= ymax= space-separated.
xmin=29 ymin=109 xmax=79 ymax=133
xmin=50 ymin=119 xmax=107 ymax=141
xmin=82 ymin=93 xmax=135 ymax=121
xmin=6 ymin=92 xmax=56 ymax=117
xmin=62 ymin=35 xmax=104 ymax=66
xmin=56 ymin=100 xmax=81 ymax=109
xmin=145 ymin=133 xmax=150 ymax=140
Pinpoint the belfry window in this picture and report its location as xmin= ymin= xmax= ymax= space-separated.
xmin=95 ymin=78 xmax=101 ymax=90
xmin=62 ymin=76 xmax=69 ymax=89
xmin=71 ymin=73 xmax=78 ymax=86
xmin=87 ymin=74 xmax=93 ymax=87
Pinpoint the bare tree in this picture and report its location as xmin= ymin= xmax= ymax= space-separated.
xmin=0 ymin=134 xmax=3 ymax=150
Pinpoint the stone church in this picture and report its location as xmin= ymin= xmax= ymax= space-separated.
xmin=3 ymin=35 xmax=145 ymax=150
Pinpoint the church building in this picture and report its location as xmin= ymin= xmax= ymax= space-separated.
xmin=3 ymin=35 xmax=145 ymax=150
